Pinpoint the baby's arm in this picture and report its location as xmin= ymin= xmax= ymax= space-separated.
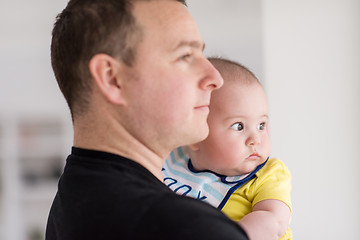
xmin=239 ymin=199 xmax=291 ymax=240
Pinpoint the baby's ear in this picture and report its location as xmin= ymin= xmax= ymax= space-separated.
xmin=188 ymin=143 xmax=200 ymax=152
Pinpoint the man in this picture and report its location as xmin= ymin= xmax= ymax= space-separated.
xmin=46 ymin=0 xmax=249 ymax=239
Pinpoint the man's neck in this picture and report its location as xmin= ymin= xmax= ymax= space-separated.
xmin=72 ymin=114 xmax=166 ymax=181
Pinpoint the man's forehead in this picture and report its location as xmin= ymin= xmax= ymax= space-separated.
xmin=134 ymin=1 xmax=197 ymax=33
xmin=133 ymin=0 xmax=188 ymax=23
xmin=133 ymin=1 xmax=203 ymax=53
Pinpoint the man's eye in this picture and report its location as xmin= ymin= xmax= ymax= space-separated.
xmin=257 ymin=122 xmax=266 ymax=130
xmin=231 ymin=122 xmax=244 ymax=131
xmin=180 ymin=54 xmax=191 ymax=61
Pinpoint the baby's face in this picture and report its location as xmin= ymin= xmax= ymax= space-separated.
xmin=191 ymin=80 xmax=271 ymax=176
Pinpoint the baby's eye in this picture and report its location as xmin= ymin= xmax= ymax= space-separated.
xmin=257 ymin=122 xmax=266 ymax=130
xmin=231 ymin=122 xmax=244 ymax=131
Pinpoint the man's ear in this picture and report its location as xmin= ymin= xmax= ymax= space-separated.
xmin=89 ymin=54 xmax=125 ymax=105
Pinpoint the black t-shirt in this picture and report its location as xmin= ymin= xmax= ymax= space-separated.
xmin=46 ymin=147 xmax=248 ymax=240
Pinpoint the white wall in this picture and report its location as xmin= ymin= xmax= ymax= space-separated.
xmin=0 ymin=1 xmax=70 ymax=240
xmin=262 ymin=0 xmax=360 ymax=239
xmin=188 ymin=0 xmax=264 ymax=81
xmin=0 ymin=0 xmax=70 ymax=116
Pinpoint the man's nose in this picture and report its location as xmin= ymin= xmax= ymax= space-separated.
xmin=199 ymin=58 xmax=224 ymax=91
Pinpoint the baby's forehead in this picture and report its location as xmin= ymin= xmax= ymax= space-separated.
xmin=211 ymin=83 xmax=268 ymax=116
xmin=211 ymin=80 xmax=267 ymax=112
xmin=211 ymin=82 xmax=248 ymax=105
xmin=220 ymin=74 xmax=261 ymax=93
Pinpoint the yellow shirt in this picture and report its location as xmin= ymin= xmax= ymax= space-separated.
xmin=222 ymin=158 xmax=292 ymax=240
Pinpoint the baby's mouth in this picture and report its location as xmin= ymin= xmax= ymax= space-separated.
xmin=247 ymin=153 xmax=260 ymax=160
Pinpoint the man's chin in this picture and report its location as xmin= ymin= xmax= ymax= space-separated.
xmin=190 ymin=126 xmax=209 ymax=144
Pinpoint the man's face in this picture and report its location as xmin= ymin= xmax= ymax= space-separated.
xmin=120 ymin=0 xmax=223 ymax=158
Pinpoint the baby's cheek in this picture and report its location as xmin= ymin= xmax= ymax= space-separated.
xmin=262 ymin=138 xmax=271 ymax=157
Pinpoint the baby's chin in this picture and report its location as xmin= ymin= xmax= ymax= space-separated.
xmin=224 ymin=160 xmax=265 ymax=176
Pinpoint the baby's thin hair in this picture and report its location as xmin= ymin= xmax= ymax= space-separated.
xmin=208 ymin=57 xmax=260 ymax=85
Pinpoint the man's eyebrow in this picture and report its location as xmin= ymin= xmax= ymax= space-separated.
xmin=173 ymin=40 xmax=205 ymax=51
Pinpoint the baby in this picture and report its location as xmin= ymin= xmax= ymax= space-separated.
xmin=163 ymin=57 xmax=292 ymax=239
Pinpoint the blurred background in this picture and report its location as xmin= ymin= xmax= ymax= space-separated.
xmin=0 ymin=0 xmax=359 ymax=239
